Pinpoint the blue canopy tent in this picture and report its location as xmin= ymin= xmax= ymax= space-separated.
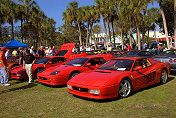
xmin=1 ymin=39 xmax=28 ymax=48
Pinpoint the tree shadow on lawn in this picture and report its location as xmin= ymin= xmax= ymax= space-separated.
xmin=72 ymin=76 xmax=175 ymax=103
xmin=0 ymin=83 xmax=37 ymax=95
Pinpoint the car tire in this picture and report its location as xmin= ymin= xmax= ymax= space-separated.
xmin=34 ymin=68 xmax=44 ymax=79
xmin=69 ymin=72 xmax=79 ymax=80
xmin=160 ymin=69 xmax=168 ymax=84
xmin=118 ymin=79 xmax=132 ymax=98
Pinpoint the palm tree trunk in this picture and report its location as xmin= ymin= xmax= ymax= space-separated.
xmin=78 ymin=22 xmax=82 ymax=46
xmin=174 ymin=0 xmax=176 ymax=49
xmin=0 ymin=22 xmax=2 ymax=43
xmin=107 ymin=17 xmax=111 ymax=43
xmin=90 ymin=23 xmax=97 ymax=50
xmin=111 ymin=21 xmax=116 ymax=48
xmin=120 ymin=28 xmax=124 ymax=50
xmin=11 ymin=19 xmax=14 ymax=40
xmin=21 ymin=19 xmax=23 ymax=43
xmin=103 ymin=18 xmax=108 ymax=49
xmin=159 ymin=1 xmax=170 ymax=49
xmin=154 ymin=25 xmax=156 ymax=41
xmin=135 ymin=15 xmax=141 ymax=50
xmin=86 ymin=23 xmax=90 ymax=47
xmin=129 ymin=24 xmax=132 ymax=47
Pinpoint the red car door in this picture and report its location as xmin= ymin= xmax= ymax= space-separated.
xmin=131 ymin=59 xmax=156 ymax=91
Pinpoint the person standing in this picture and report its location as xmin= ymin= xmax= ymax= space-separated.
xmin=5 ymin=49 xmax=11 ymax=59
xmin=19 ymin=47 xmax=24 ymax=66
xmin=37 ymin=46 xmax=45 ymax=57
xmin=30 ymin=46 xmax=35 ymax=56
xmin=127 ymin=43 xmax=131 ymax=51
xmin=23 ymin=50 xmax=35 ymax=84
xmin=0 ymin=47 xmax=10 ymax=86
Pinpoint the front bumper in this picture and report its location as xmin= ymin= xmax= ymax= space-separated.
xmin=68 ymin=83 xmax=119 ymax=99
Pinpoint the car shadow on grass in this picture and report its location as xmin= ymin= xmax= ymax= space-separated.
xmin=72 ymin=94 xmax=120 ymax=103
xmin=71 ymin=76 xmax=175 ymax=103
xmin=130 ymin=76 xmax=175 ymax=97
xmin=38 ymin=82 xmax=67 ymax=88
xmin=0 ymin=83 xmax=37 ymax=95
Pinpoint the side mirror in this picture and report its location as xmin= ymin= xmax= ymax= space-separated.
xmin=86 ymin=63 xmax=91 ymax=66
xmin=134 ymin=66 xmax=142 ymax=70
xmin=49 ymin=61 xmax=52 ymax=64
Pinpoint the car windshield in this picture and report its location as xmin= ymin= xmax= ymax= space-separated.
xmin=65 ymin=58 xmax=88 ymax=66
xmin=98 ymin=59 xmax=134 ymax=71
xmin=55 ymin=50 xmax=68 ymax=56
xmin=35 ymin=58 xmax=51 ymax=64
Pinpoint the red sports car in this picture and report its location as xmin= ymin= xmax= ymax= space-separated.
xmin=9 ymin=43 xmax=87 ymax=80
xmin=67 ymin=57 xmax=170 ymax=99
xmin=37 ymin=53 xmax=115 ymax=85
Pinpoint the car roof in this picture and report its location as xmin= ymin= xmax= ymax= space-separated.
xmin=75 ymin=54 xmax=108 ymax=59
xmin=113 ymin=57 xmax=147 ymax=60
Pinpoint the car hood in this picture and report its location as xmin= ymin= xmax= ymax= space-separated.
xmin=69 ymin=69 xmax=126 ymax=87
xmin=39 ymin=65 xmax=76 ymax=76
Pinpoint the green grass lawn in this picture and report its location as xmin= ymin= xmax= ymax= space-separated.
xmin=0 ymin=75 xmax=176 ymax=118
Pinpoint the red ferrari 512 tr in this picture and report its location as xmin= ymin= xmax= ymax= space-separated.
xmin=67 ymin=57 xmax=170 ymax=99
xmin=37 ymin=53 xmax=115 ymax=86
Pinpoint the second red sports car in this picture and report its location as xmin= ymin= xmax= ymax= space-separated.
xmin=37 ymin=54 xmax=115 ymax=85
xmin=67 ymin=57 xmax=170 ymax=99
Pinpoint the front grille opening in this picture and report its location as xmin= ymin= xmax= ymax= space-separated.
xmin=72 ymin=86 xmax=88 ymax=92
xmin=39 ymin=76 xmax=47 ymax=80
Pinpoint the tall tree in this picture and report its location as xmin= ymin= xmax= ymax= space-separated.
xmin=4 ymin=0 xmax=17 ymax=40
xmin=158 ymin=0 xmax=170 ymax=49
xmin=175 ymin=0 xmax=176 ymax=48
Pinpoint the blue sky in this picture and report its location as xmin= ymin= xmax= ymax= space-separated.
xmin=36 ymin=0 xmax=159 ymax=29
xmin=36 ymin=0 xmax=95 ymax=28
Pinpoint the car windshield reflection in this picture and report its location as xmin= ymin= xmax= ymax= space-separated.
xmin=98 ymin=59 xmax=134 ymax=71
xmin=35 ymin=58 xmax=51 ymax=64
xmin=65 ymin=58 xmax=88 ymax=66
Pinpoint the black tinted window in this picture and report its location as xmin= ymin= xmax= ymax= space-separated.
xmin=55 ymin=50 xmax=68 ymax=56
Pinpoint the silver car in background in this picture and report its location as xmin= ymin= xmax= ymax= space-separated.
xmin=152 ymin=49 xmax=176 ymax=71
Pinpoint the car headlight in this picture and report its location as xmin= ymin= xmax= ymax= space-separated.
xmin=50 ymin=71 xmax=60 ymax=75
xmin=89 ymin=89 xmax=100 ymax=94
xmin=67 ymin=85 xmax=73 ymax=89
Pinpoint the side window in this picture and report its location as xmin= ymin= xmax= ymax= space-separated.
xmin=144 ymin=59 xmax=152 ymax=67
xmin=133 ymin=59 xmax=146 ymax=70
xmin=87 ymin=58 xmax=99 ymax=66
xmin=99 ymin=58 xmax=106 ymax=64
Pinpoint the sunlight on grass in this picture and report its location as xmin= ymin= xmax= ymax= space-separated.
xmin=0 ymin=75 xmax=175 ymax=118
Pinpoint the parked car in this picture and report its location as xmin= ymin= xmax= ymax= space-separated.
xmin=9 ymin=43 xmax=87 ymax=80
xmin=7 ymin=55 xmax=19 ymax=71
xmin=122 ymin=50 xmax=154 ymax=58
xmin=37 ymin=53 xmax=115 ymax=86
xmin=67 ymin=57 xmax=170 ymax=99
xmin=152 ymin=49 xmax=176 ymax=71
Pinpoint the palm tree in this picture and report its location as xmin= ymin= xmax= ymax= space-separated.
xmin=63 ymin=1 xmax=83 ymax=46
xmin=5 ymin=0 xmax=17 ymax=40
xmin=18 ymin=0 xmax=37 ymax=41
xmin=147 ymin=8 xmax=161 ymax=41
xmin=16 ymin=4 xmax=26 ymax=42
xmin=158 ymin=0 xmax=170 ymax=49
xmin=0 ymin=0 xmax=7 ymax=42
xmin=93 ymin=24 xmax=101 ymax=48
xmin=175 ymin=0 xmax=176 ymax=48
xmin=81 ymin=6 xmax=91 ymax=47
xmin=95 ymin=0 xmax=109 ymax=48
